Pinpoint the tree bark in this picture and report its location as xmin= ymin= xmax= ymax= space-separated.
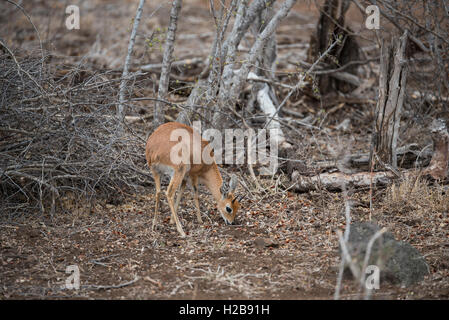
xmin=153 ymin=0 xmax=182 ymax=129
xmin=212 ymin=0 xmax=249 ymax=129
xmin=307 ymin=0 xmax=360 ymax=96
xmin=249 ymin=2 xmax=288 ymax=147
xmin=117 ymin=0 xmax=146 ymax=129
xmin=370 ymin=31 xmax=409 ymax=169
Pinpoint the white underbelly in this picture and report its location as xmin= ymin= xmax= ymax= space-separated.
xmin=152 ymin=164 xmax=175 ymax=178
xmin=151 ymin=163 xmax=191 ymax=181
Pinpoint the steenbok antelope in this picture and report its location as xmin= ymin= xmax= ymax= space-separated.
xmin=145 ymin=122 xmax=242 ymax=237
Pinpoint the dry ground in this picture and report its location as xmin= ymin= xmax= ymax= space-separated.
xmin=1 ymin=179 xmax=449 ymax=299
xmin=1 ymin=0 xmax=448 ymax=300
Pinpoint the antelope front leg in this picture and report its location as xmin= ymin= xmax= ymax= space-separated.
xmin=166 ymin=168 xmax=187 ymax=237
xmin=191 ymin=176 xmax=203 ymax=223
xmin=151 ymin=169 xmax=161 ymax=231
xmin=171 ymin=179 xmax=187 ymax=224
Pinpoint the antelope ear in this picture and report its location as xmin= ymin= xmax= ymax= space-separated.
xmin=232 ymin=194 xmax=244 ymax=204
xmin=220 ymin=183 xmax=227 ymax=199
xmin=228 ymin=174 xmax=238 ymax=193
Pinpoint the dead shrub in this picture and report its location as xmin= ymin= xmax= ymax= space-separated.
xmin=0 ymin=49 xmax=151 ymax=219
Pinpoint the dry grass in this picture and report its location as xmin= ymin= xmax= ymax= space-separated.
xmin=384 ymin=175 xmax=449 ymax=216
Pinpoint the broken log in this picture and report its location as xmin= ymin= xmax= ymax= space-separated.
xmin=292 ymin=170 xmax=400 ymax=192
xmin=370 ymin=31 xmax=409 ymax=169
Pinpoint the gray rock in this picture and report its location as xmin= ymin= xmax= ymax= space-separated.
xmin=343 ymin=222 xmax=430 ymax=287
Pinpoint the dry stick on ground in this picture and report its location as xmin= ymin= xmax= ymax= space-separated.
xmin=285 ymin=143 xmax=432 ymax=174
xmin=117 ymin=0 xmax=145 ymax=127
xmin=153 ymin=0 xmax=182 ymax=129
xmin=289 ymin=59 xmax=363 ymax=87
xmin=82 ymin=276 xmax=139 ymax=291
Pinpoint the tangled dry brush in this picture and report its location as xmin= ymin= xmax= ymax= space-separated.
xmin=0 ymin=49 xmax=151 ymax=219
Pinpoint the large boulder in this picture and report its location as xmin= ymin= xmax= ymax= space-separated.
xmin=343 ymin=222 xmax=430 ymax=287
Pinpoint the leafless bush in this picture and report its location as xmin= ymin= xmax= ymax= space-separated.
xmin=0 ymin=48 xmax=151 ymax=220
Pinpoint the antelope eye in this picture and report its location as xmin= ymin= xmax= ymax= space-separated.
xmin=226 ymin=206 xmax=232 ymax=213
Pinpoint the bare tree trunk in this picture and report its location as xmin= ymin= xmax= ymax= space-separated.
xmin=153 ymin=0 xmax=182 ymax=129
xmin=308 ymin=0 xmax=360 ymax=96
xmin=249 ymin=4 xmax=289 ymax=147
xmin=227 ymin=0 xmax=297 ymax=107
xmin=176 ymin=0 xmax=238 ymax=126
xmin=177 ymin=0 xmax=283 ymax=128
xmin=203 ymin=0 xmax=235 ymax=125
xmin=370 ymin=31 xmax=409 ymax=169
xmin=210 ymin=0 xmax=298 ymax=130
xmin=117 ymin=0 xmax=146 ymax=130
xmin=212 ymin=0 xmax=249 ymax=129
xmin=175 ymin=81 xmax=205 ymax=126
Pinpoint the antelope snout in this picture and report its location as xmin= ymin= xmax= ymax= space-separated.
xmin=225 ymin=218 xmax=237 ymax=226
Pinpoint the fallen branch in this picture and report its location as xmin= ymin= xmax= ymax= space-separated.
xmin=292 ymin=169 xmax=401 ymax=192
xmin=117 ymin=0 xmax=146 ymax=124
xmin=82 ymin=276 xmax=139 ymax=291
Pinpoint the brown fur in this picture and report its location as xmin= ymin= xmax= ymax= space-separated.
xmin=146 ymin=122 xmax=240 ymax=237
